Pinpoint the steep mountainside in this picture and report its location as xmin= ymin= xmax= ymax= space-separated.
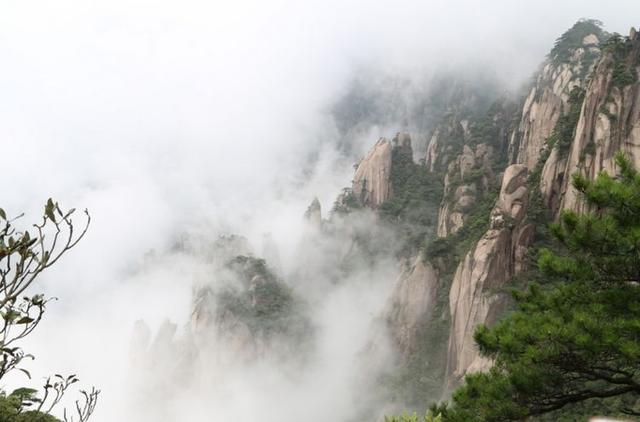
xmin=128 ymin=19 xmax=640 ymax=421
xmin=330 ymin=19 xmax=640 ymax=413
xmin=555 ymin=28 xmax=640 ymax=214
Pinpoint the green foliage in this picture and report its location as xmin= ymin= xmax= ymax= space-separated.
xmin=424 ymin=188 xmax=498 ymax=275
xmin=524 ymin=141 xmax=563 ymax=251
xmin=385 ymin=410 xmax=442 ymax=422
xmin=551 ymin=86 xmax=585 ymax=157
xmin=0 ymin=389 xmax=60 ymax=422
xmin=378 ymin=81 xmax=515 ymax=416
xmin=330 ymin=71 xmax=501 ymax=157
xmin=433 ymin=152 xmax=640 ymax=421
xmin=604 ymin=33 xmax=637 ymax=89
xmin=331 ymin=188 xmax=362 ymax=214
xmin=379 ymin=145 xmax=443 ymax=256
xmin=611 ymin=61 xmax=636 ymax=88
xmin=603 ymin=33 xmax=635 ymax=60
xmin=467 ymin=98 xmax=518 ymax=167
xmin=383 ymin=308 xmax=451 ymax=409
xmin=0 ymin=201 xmax=97 ymax=421
xmin=385 ymin=186 xmax=498 ymax=408
xmin=226 ymin=255 xmax=278 ymax=285
xmin=216 ymin=256 xmax=310 ymax=338
xmin=580 ymin=139 xmax=597 ymax=163
xmin=423 ymin=98 xmax=516 ymax=268
xmin=549 ymin=19 xmax=605 ymax=65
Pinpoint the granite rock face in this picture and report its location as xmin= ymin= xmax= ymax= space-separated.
xmin=510 ymin=32 xmax=602 ymax=169
xmin=442 ymin=26 xmax=618 ymax=385
xmin=386 ymin=255 xmax=439 ymax=357
xmin=437 ymin=144 xmax=494 ymax=237
xmin=558 ymin=29 xmax=640 ymax=214
xmin=446 ymin=164 xmax=533 ymax=380
xmin=353 ymin=138 xmax=393 ymax=207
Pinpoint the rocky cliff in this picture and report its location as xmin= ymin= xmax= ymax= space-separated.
xmin=386 ymin=255 xmax=439 ymax=358
xmin=556 ymin=28 xmax=640 ymax=214
xmin=130 ymin=235 xmax=313 ymax=386
xmin=191 ymin=252 xmax=313 ymax=363
xmin=342 ymin=20 xmax=640 ymax=404
xmin=509 ymin=21 xmax=605 ymax=168
xmin=353 ymin=138 xmax=393 ymax=207
xmin=436 ymin=143 xmax=494 ymax=237
xmin=131 ymin=20 xmax=640 ymax=418
xmin=442 ymin=20 xmax=610 ymax=385
xmin=446 ymin=164 xmax=533 ymax=378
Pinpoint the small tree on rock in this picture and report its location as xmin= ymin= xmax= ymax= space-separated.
xmin=0 ymin=199 xmax=98 ymax=422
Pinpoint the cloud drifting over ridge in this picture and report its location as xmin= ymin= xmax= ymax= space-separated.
xmin=1 ymin=0 xmax=640 ymax=420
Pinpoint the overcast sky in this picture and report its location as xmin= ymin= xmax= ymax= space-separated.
xmin=1 ymin=0 xmax=638 ymax=222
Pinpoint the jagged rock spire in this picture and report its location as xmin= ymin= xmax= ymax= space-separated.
xmin=304 ymin=197 xmax=322 ymax=228
xmin=352 ymin=138 xmax=393 ymax=208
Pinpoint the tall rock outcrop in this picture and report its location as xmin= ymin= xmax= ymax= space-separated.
xmin=386 ymin=255 xmax=439 ymax=357
xmin=304 ymin=197 xmax=322 ymax=228
xmin=353 ymin=138 xmax=393 ymax=207
xmin=446 ymin=164 xmax=533 ymax=379
xmin=190 ymin=254 xmax=313 ymax=363
xmin=425 ymin=119 xmax=466 ymax=173
xmin=437 ymin=144 xmax=494 ymax=237
xmin=509 ymin=23 xmax=604 ymax=169
xmin=443 ymin=20 xmax=608 ymax=385
xmin=351 ymin=132 xmax=420 ymax=209
xmin=441 ymin=25 xmax=640 ymax=392
xmin=330 ymin=20 xmax=638 ymax=409
xmin=557 ymin=28 xmax=640 ymax=213
xmin=426 ymin=95 xmax=516 ymax=238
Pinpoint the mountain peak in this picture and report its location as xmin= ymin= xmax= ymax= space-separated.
xmin=549 ymin=19 xmax=607 ymax=64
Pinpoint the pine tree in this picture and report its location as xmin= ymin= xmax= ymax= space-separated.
xmin=435 ymin=152 xmax=640 ymax=420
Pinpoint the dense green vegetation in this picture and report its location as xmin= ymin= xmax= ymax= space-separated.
xmin=379 ymin=142 xmax=443 ymax=256
xmin=549 ymin=86 xmax=586 ymax=157
xmin=604 ymin=33 xmax=638 ymax=90
xmin=424 ymin=188 xmax=498 ymax=276
xmin=468 ymin=99 xmax=517 ymax=166
xmin=383 ymin=299 xmax=451 ymax=409
xmin=382 ymin=99 xmax=517 ymax=408
xmin=525 ymin=144 xmax=552 ymax=233
xmin=330 ymin=71 xmax=502 ymax=156
xmin=385 ymin=411 xmax=442 ymax=422
xmin=611 ymin=61 xmax=636 ymax=87
xmin=383 ymin=155 xmax=502 ymax=408
xmin=216 ymin=256 xmax=311 ymax=339
xmin=549 ymin=19 xmax=606 ymax=65
xmin=424 ymin=97 xmax=517 ymax=269
xmin=394 ymin=187 xmax=499 ymax=406
xmin=331 ymin=188 xmax=362 ymax=215
xmin=420 ymin=153 xmax=640 ymax=421
xmin=0 ymin=390 xmax=59 ymax=422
